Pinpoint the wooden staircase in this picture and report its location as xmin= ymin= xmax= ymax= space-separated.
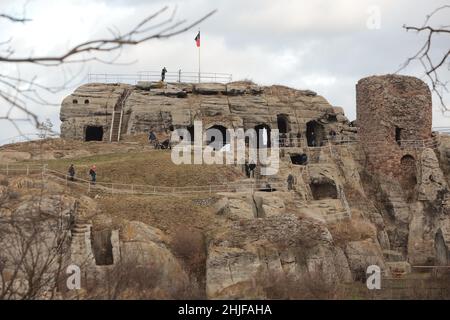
xmin=109 ymin=88 xmax=132 ymax=142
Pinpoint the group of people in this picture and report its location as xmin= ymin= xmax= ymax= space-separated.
xmin=67 ymin=164 xmax=97 ymax=184
xmin=148 ymin=128 xmax=172 ymax=149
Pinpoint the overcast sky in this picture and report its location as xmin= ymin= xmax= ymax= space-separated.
xmin=0 ymin=0 xmax=449 ymax=145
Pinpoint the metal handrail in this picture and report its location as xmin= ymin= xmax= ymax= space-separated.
xmin=87 ymin=71 xmax=232 ymax=84
xmin=25 ymin=167 xmax=285 ymax=195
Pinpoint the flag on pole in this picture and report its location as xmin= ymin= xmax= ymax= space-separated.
xmin=195 ymin=31 xmax=200 ymax=47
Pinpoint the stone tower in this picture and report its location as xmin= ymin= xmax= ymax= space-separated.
xmin=356 ymin=74 xmax=432 ymax=178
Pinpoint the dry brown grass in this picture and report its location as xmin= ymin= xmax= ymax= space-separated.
xmin=255 ymin=271 xmax=349 ymax=300
xmin=96 ymin=194 xmax=218 ymax=235
xmin=328 ymin=217 xmax=377 ymax=246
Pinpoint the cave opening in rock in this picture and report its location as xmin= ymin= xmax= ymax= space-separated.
xmin=259 ymin=186 xmax=277 ymax=192
xmin=255 ymin=123 xmax=271 ymax=149
xmin=90 ymin=229 xmax=114 ymax=266
xmin=310 ymin=181 xmax=338 ymax=200
xmin=206 ymin=125 xmax=229 ymax=150
xmin=277 ymin=114 xmax=289 ymax=146
xmin=85 ymin=126 xmax=103 ymax=141
xmin=290 ymin=153 xmax=308 ymax=165
xmin=306 ymin=120 xmax=325 ymax=147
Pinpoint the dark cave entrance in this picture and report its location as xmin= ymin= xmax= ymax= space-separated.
xmin=259 ymin=184 xmax=277 ymax=192
xmin=85 ymin=126 xmax=103 ymax=142
xmin=310 ymin=180 xmax=338 ymax=200
xmin=90 ymin=229 xmax=114 ymax=266
xmin=277 ymin=114 xmax=289 ymax=146
xmin=290 ymin=153 xmax=308 ymax=165
xmin=306 ymin=121 xmax=325 ymax=147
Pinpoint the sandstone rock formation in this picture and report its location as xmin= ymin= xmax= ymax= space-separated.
xmin=206 ymin=213 xmax=352 ymax=299
xmin=60 ymin=81 xmax=355 ymax=147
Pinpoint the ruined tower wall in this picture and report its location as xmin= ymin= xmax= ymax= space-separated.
xmin=356 ymin=74 xmax=432 ymax=177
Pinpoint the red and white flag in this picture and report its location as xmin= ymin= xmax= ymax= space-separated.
xmin=194 ymin=31 xmax=200 ymax=47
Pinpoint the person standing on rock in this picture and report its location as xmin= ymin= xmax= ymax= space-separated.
xmin=68 ymin=164 xmax=75 ymax=182
xmin=89 ymin=165 xmax=97 ymax=185
xmin=161 ymin=67 xmax=167 ymax=82
xmin=248 ymin=161 xmax=256 ymax=178
xmin=244 ymin=161 xmax=250 ymax=178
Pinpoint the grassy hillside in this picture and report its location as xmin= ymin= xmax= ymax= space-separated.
xmin=24 ymin=149 xmax=243 ymax=187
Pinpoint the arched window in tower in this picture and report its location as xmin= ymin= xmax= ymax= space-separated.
xmin=395 ymin=126 xmax=402 ymax=145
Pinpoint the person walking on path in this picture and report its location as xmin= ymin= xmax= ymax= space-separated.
xmin=89 ymin=165 xmax=97 ymax=185
xmin=68 ymin=164 xmax=75 ymax=181
xmin=148 ymin=130 xmax=157 ymax=147
xmin=161 ymin=67 xmax=167 ymax=82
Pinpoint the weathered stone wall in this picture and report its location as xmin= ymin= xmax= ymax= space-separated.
xmin=356 ymin=74 xmax=432 ymax=178
xmin=60 ymin=83 xmax=132 ymax=141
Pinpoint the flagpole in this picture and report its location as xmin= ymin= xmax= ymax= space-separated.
xmin=198 ymin=29 xmax=201 ymax=83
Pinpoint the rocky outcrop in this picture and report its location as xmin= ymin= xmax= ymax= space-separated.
xmin=119 ymin=221 xmax=189 ymax=292
xmin=60 ymin=81 xmax=354 ymax=143
xmin=435 ymin=220 xmax=450 ymax=266
xmin=418 ymin=148 xmax=449 ymax=202
xmin=344 ymin=238 xmax=387 ymax=280
xmin=206 ymin=213 xmax=352 ymax=299
xmin=0 ymin=193 xmax=75 ymax=299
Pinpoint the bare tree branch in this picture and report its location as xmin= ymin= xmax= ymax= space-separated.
xmin=397 ymin=5 xmax=450 ymax=113
xmin=0 ymin=4 xmax=216 ymax=143
xmin=0 ymin=13 xmax=31 ymax=23
xmin=0 ymin=8 xmax=216 ymax=65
